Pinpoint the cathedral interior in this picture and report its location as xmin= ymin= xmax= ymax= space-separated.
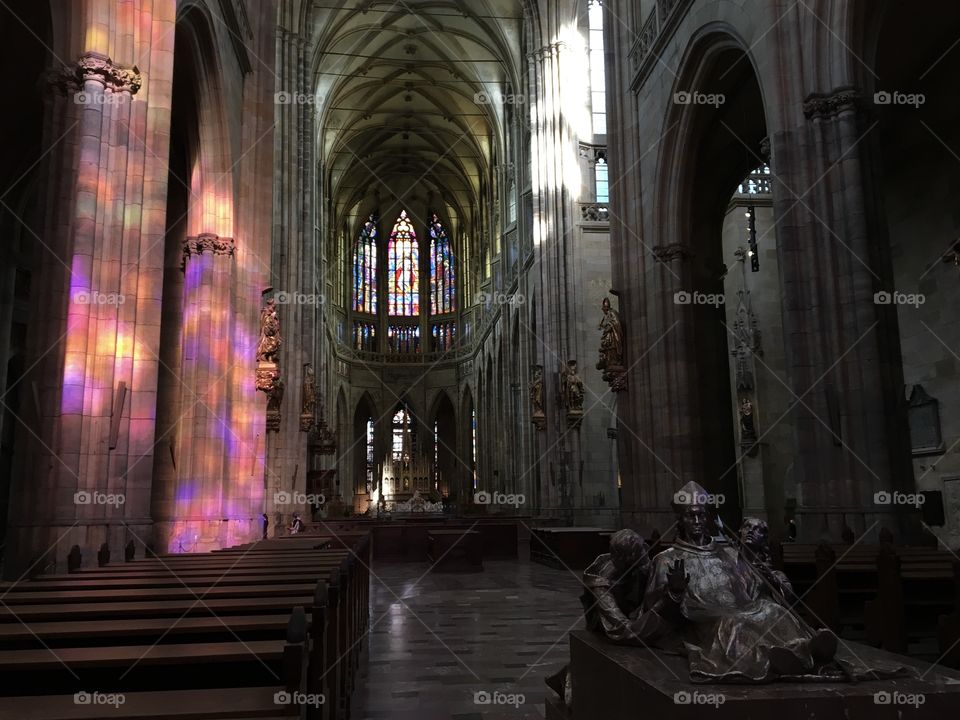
xmin=2 ymin=0 xmax=960 ymax=717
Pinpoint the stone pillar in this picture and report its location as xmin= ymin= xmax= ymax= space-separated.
xmin=526 ymin=40 xmax=584 ymax=517
xmin=267 ymin=26 xmax=316 ymax=520
xmin=151 ymin=233 xmax=237 ymax=553
xmin=775 ymin=89 xmax=909 ymax=541
xmin=5 ymin=2 xmax=176 ymax=577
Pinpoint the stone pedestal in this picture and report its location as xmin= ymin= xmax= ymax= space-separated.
xmin=569 ymin=630 xmax=960 ymax=719
xmin=256 ymin=361 xmax=279 ymax=393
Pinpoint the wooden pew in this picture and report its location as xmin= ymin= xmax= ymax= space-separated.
xmin=0 ymin=609 xmax=309 ymax=718
xmin=776 ymin=542 xmax=959 ymax=663
xmin=0 ymin=533 xmax=371 ymax=720
xmin=865 ymin=546 xmax=958 ymax=659
xmin=938 ymin=560 xmax=960 ymax=669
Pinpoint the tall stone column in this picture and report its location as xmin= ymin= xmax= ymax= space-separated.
xmin=5 ymin=1 xmax=177 ymax=577
xmin=774 ymin=89 xmax=909 ymax=541
xmin=527 ymin=40 xmax=584 ymax=515
xmin=267 ymin=26 xmax=316 ymax=520
xmin=151 ymin=234 xmax=238 ymax=553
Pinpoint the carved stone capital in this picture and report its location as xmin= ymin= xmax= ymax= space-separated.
xmin=182 ymin=233 xmax=236 ymax=267
xmin=803 ymin=88 xmax=861 ymax=120
xmin=652 ymin=243 xmax=694 ymax=263
xmin=51 ymin=52 xmax=142 ymax=95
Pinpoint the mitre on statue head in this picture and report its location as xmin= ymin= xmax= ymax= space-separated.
xmin=671 ymin=480 xmax=712 ymax=511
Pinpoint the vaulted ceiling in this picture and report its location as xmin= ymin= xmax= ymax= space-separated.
xmin=310 ymin=0 xmax=526 ymax=235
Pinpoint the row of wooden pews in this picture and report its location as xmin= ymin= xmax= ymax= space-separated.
xmin=773 ymin=541 xmax=960 ymax=667
xmin=0 ymin=533 xmax=370 ymax=719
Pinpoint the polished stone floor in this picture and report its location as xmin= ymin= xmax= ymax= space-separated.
xmin=351 ymin=558 xmax=585 ymax=720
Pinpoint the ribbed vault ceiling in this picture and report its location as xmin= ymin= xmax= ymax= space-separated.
xmin=311 ymin=0 xmax=525 ymax=230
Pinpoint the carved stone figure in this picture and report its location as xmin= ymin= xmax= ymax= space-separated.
xmin=560 ymin=360 xmax=585 ymax=428
xmin=598 ymin=297 xmax=627 ymax=391
xmin=562 ymin=360 xmax=584 ymax=411
xmin=739 ymin=396 xmax=757 ymax=442
xmin=257 ymin=298 xmax=282 ymax=363
xmin=643 ymin=481 xmax=909 ymax=683
xmin=529 ymin=364 xmax=545 ymax=429
xmin=300 ymin=363 xmax=316 ymax=432
xmin=730 ymin=288 xmax=762 ymax=392
xmin=597 ymin=297 xmax=624 ymax=370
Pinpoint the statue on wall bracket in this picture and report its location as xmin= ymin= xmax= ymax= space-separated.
xmin=256 ymin=297 xmax=282 ymax=396
xmin=300 ymin=362 xmax=316 ymax=432
xmin=256 ymin=298 xmax=282 ymax=364
xmin=560 ymin=359 xmax=584 ymax=428
xmin=529 ymin=364 xmax=546 ymax=430
xmin=257 ymin=296 xmax=282 ymax=431
xmin=597 ymin=296 xmax=627 ymax=391
xmin=739 ymin=395 xmax=759 ymax=457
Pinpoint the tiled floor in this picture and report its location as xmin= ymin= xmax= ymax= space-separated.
xmin=351 ymin=558 xmax=584 ymax=720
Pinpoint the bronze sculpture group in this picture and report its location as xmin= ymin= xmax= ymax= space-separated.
xmin=576 ymin=481 xmax=908 ymax=684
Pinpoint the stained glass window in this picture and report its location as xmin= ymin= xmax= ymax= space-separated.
xmin=589 ymin=0 xmax=606 ymax=136
xmin=354 ymin=321 xmax=377 ymax=351
xmin=353 ymin=215 xmax=378 ymax=313
xmin=471 ymin=406 xmax=477 ymax=490
xmin=365 ymin=419 xmax=375 ymax=492
xmin=388 ymin=210 xmax=419 ymax=315
xmin=429 ymin=213 xmax=455 ymax=315
xmin=431 ymin=322 xmax=456 ymax=352
xmin=388 ymin=324 xmax=420 ymax=354
xmin=595 ymin=156 xmax=609 ymax=202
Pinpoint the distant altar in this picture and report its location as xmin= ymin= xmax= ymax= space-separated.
xmin=375 ymin=411 xmax=444 ymax=514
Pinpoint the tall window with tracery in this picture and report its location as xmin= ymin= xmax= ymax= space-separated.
xmin=589 ymin=0 xmax=606 ymax=136
xmin=353 ymin=215 xmax=378 ymax=313
xmin=388 ymin=210 xmax=419 ymax=316
xmin=365 ymin=418 xmax=375 ymax=492
xmin=429 ymin=213 xmax=455 ymax=315
xmin=392 ymin=406 xmax=416 ymax=460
